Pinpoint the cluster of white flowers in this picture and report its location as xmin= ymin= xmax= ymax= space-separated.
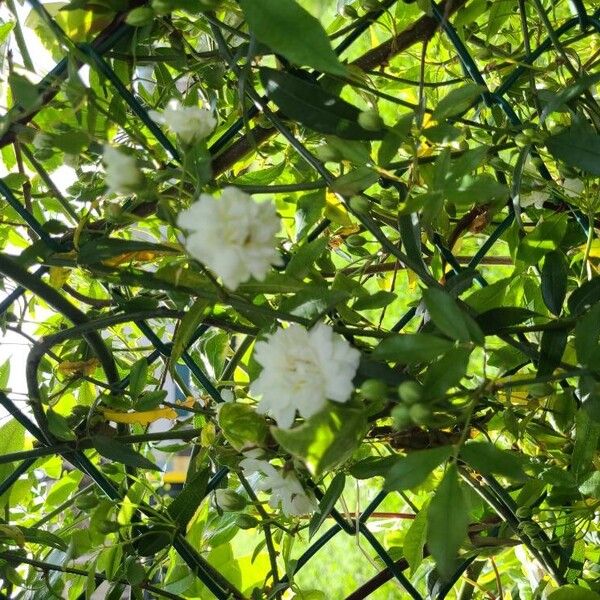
xmin=177 ymin=187 xmax=282 ymax=290
xmin=240 ymin=453 xmax=317 ymax=516
xmin=103 ymin=145 xmax=143 ymax=195
xmin=149 ymin=99 xmax=216 ymax=145
xmin=250 ymin=322 xmax=361 ymax=429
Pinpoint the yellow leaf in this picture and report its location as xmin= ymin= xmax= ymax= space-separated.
xmin=102 ymin=407 xmax=178 ymax=426
xmin=0 ymin=524 xmax=24 ymax=547
xmin=102 ymin=250 xmax=173 ymax=267
xmin=579 ymin=239 xmax=600 ymax=258
xmin=49 ymin=266 xmax=69 ymax=288
xmin=417 ymin=141 xmax=434 ymax=157
xmin=57 ymin=359 xmax=100 ymax=377
xmin=325 ymin=192 xmax=353 ymax=227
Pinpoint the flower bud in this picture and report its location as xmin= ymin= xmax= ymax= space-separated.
xmin=397 ymin=381 xmax=423 ymax=405
xmin=358 ymin=109 xmax=384 ymax=132
xmin=235 ymin=514 xmax=259 ymax=529
xmin=214 ymin=489 xmax=247 ymax=512
xmin=360 ymin=379 xmax=388 ymax=401
xmin=409 ymin=403 xmax=431 ymax=425
xmin=392 ymin=404 xmax=411 ymax=430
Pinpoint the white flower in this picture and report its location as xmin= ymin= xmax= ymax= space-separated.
xmin=103 ymin=145 xmax=143 ymax=194
xmin=250 ymin=322 xmax=361 ymax=429
xmin=240 ymin=456 xmax=317 ymax=516
xmin=149 ymin=99 xmax=216 ymax=145
xmin=177 ymin=187 xmax=282 ymax=290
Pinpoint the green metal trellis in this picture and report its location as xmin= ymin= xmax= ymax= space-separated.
xmin=0 ymin=0 xmax=598 ymax=598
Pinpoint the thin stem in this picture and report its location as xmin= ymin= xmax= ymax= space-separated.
xmin=239 ymin=475 xmax=282 ymax=598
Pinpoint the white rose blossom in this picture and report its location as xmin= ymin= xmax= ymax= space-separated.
xmin=103 ymin=145 xmax=143 ymax=195
xmin=177 ymin=187 xmax=282 ymax=290
xmin=240 ymin=455 xmax=317 ymax=516
xmin=250 ymin=322 xmax=361 ymax=429
xmin=149 ymin=99 xmax=216 ymax=145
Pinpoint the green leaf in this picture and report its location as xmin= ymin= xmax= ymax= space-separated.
xmin=399 ymin=214 xmax=428 ymax=280
xmin=47 ymin=409 xmax=76 ymax=441
xmin=572 ymin=409 xmax=600 ymax=481
xmin=260 ymin=68 xmax=384 ymax=141
xmin=578 ymin=471 xmax=600 ymax=498
xmin=77 ymin=239 xmax=177 ymax=265
xmin=170 ymin=298 xmax=210 ymax=368
xmin=240 ymin=0 xmax=345 ymax=76
xmin=475 ymin=307 xmax=537 ymax=334
xmin=20 ymin=527 xmax=68 ymax=551
xmin=348 ymin=455 xmax=397 ymax=479
xmin=134 ymin=390 xmax=168 ymax=411
xmin=167 ymin=467 xmax=210 ymax=530
xmin=485 ymin=0 xmax=513 ymax=40
xmin=575 ymin=302 xmax=600 ymax=365
xmin=433 ymin=83 xmax=484 ymax=120
xmin=353 ymin=290 xmax=396 ymax=311
xmin=129 ymin=358 xmax=148 ymax=400
xmin=423 ymin=288 xmax=483 ymax=344
xmin=547 ymin=586 xmax=600 ymax=600
xmin=385 ymin=446 xmax=452 ymax=491
xmin=427 ymin=464 xmax=470 ymax=578
xmin=423 ymin=347 xmax=472 ymax=399
xmin=92 ymin=435 xmax=161 ymax=471
xmin=331 ymin=167 xmax=379 ymax=195
xmin=517 ymin=214 xmax=568 ymax=265
xmin=0 ymin=419 xmax=25 ymax=502
xmin=542 ymin=72 xmax=600 ymax=121
xmin=537 ymin=328 xmax=568 ymax=377
xmin=9 ymin=73 xmax=40 ymax=111
xmin=272 ymin=405 xmax=368 ymax=476
xmin=372 ymin=333 xmax=454 ymax=363
xmin=218 ymin=402 xmax=269 ymax=452
xmin=286 ymin=237 xmax=329 ymax=280
xmin=569 ymin=277 xmax=600 ymax=315
xmin=404 ymin=503 xmax=428 ymax=575
xmin=541 ymin=251 xmax=568 ymax=316
xmin=460 ymin=442 xmax=526 ymax=480
xmin=546 ymin=129 xmax=600 ymax=175
xmin=309 ymin=473 xmax=345 ymax=539
xmin=295 ymin=190 xmax=326 ymax=240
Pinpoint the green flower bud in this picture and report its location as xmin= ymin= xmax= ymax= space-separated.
xmin=215 ymin=489 xmax=247 ymax=512
xmin=358 ymin=109 xmax=384 ymax=132
xmin=397 ymin=381 xmax=423 ymax=405
xmin=346 ymin=234 xmax=367 ymax=247
xmin=515 ymin=506 xmax=532 ymax=519
xmin=531 ymin=538 xmax=546 ymax=550
xmin=362 ymin=0 xmax=380 ymax=9
xmin=392 ymin=404 xmax=412 ymax=430
xmin=235 ymin=514 xmax=259 ymax=529
xmin=360 ymin=378 xmax=388 ymax=401
xmin=409 ymin=403 xmax=431 ymax=425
